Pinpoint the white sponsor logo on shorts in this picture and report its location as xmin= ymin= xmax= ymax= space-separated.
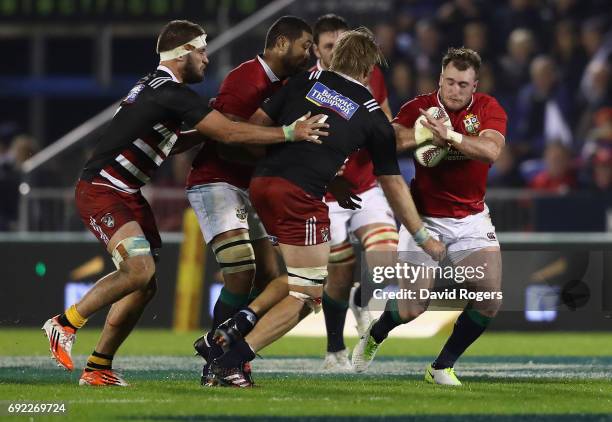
xmin=89 ymin=216 xmax=110 ymax=244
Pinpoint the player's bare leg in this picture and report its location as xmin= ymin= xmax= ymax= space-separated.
xmin=193 ymin=228 xmax=256 ymax=379
xmin=93 ymin=276 xmax=158 ymax=356
xmin=352 ymin=266 xmax=433 ymax=373
xmin=208 ymin=243 xmax=327 ymax=385
xmin=43 ymin=221 xmax=155 ymax=373
xmin=79 ymin=275 xmax=157 ymax=387
xmin=209 ymin=229 xmax=255 ymax=328
xmin=249 ymin=238 xmax=286 ymax=315
xmin=427 ymin=247 xmax=502 ymax=385
xmin=243 ymin=242 xmax=328 ymax=351
xmin=351 ymin=223 xmax=398 ymax=331
xmin=76 ymin=222 xmax=156 ymax=317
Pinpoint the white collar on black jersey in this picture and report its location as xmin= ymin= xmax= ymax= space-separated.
xmin=156 ymin=65 xmax=180 ymax=83
xmin=257 ymin=55 xmax=280 ymax=83
xmin=316 ymin=60 xmax=324 ymax=71
xmin=333 ymin=70 xmax=366 ymax=88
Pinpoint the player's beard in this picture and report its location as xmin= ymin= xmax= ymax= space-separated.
xmin=283 ymin=53 xmax=309 ymax=76
xmin=183 ymin=54 xmax=205 ymax=84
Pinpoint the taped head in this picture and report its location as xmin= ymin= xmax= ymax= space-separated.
xmin=157 ymin=20 xmax=206 ymax=60
xmin=158 ymin=34 xmax=207 ymax=61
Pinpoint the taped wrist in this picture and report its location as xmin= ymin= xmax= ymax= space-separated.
xmin=282 ymin=122 xmax=296 ymax=142
xmin=412 ymin=226 xmax=431 ymax=246
xmin=447 ymin=130 xmax=463 ymax=144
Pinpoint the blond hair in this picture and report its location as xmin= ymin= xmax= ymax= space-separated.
xmin=329 ymin=27 xmax=386 ymax=80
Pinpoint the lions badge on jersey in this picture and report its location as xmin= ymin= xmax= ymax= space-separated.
xmin=306 ymin=82 xmax=358 ymax=120
xmin=463 ymin=113 xmax=480 ymax=135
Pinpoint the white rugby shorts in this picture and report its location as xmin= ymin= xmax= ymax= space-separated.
xmin=398 ymin=205 xmax=499 ymax=267
xmin=326 ymin=185 xmax=397 ymax=247
xmin=186 ymin=182 xmax=268 ymax=243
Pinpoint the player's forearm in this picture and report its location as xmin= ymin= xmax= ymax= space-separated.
xmin=377 ymin=175 xmax=424 ymax=234
xmin=170 ymin=130 xmax=207 ymax=155
xmin=196 ymin=110 xmax=286 ymax=145
xmin=447 ymin=134 xmax=502 ymax=164
xmin=393 ymin=123 xmax=417 ymax=152
xmin=222 ymin=121 xmax=286 ymax=145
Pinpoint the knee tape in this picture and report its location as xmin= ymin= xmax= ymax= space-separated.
xmin=212 ymin=233 xmax=256 ymax=274
xmin=287 ymin=266 xmax=328 ymax=287
xmin=289 ymin=290 xmax=322 ymax=313
xmin=362 ymin=225 xmax=399 ymax=251
xmin=329 ymin=241 xmax=355 ymax=264
xmin=287 ymin=266 xmax=327 ymax=314
xmin=112 ymin=236 xmax=151 ymax=269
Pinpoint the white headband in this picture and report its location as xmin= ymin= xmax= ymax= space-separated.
xmin=159 ymin=34 xmax=207 ymax=61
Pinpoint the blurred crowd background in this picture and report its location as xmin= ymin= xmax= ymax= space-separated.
xmin=0 ymin=0 xmax=610 ymax=232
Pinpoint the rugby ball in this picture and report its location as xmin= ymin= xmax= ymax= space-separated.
xmin=414 ymin=142 xmax=449 ymax=168
xmin=413 ymin=107 xmax=453 ymax=168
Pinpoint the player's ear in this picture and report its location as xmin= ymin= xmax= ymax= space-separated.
xmin=438 ymin=73 xmax=443 ymax=88
xmin=277 ymin=35 xmax=289 ymax=53
xmin=473 ymin=80 xmax=478 ymax=93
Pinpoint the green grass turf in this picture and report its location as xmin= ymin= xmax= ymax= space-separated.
xmin=2 ymin=329 xmax=612 ymax=357
xmin=1 ymin=329 xmax=612 ymax=421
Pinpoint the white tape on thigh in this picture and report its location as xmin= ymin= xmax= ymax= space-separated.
xmin=289 ymin=290 xmax=323 ymax=313
xmin=286 ymin=266 xmax=328 ymax=287
xmin=111 ymin=236 xmax=151 ymax=269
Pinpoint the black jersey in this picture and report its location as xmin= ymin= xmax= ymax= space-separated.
xmin=255 ymin=70 xmax=400 ymax=198
xmin=81 ymin=67 xmax=210 ymax=193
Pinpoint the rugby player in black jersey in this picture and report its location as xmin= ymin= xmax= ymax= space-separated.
xmin=41 ymin=19 xmax=328 ymax=387
xmin=206 ymin=28 xmax=446 ymax=387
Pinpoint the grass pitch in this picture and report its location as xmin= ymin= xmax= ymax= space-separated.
xmin=1 ymin=329 xmax=612 ymax=421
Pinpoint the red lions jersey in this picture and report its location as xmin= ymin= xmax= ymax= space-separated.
xmin=187 ymin=56 xmax=283 ymax=189
xmin=393 ymin=91 xmax=507 ymax=218
xmin=312 ymin=61 xmax=389 ymax=201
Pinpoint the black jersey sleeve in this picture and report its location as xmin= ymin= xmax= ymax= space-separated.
xmin=154 ymin=83 xmax=211 ymax=127
xmin=365 ymin=111 xmax=401 ymax=176
xmin=260 ymin=72 xmax=309 ymax=123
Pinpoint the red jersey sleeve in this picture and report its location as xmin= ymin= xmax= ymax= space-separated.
xmin=479 ymin=96 xmax=507 ymax=137
xmin=369 ymin=66 xmax=388 ymax=105
xmin=392 ymin=95 xmax=431 ymax=128
xmin=212 ymin=71 xmax=261 ymax=120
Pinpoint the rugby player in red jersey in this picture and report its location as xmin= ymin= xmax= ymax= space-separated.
xmin=352 ymin=47 xmax=507 ymax=386
xmin=186 ymin=16 xmax=315 ymax=382
xmin=41 ymin=19 xmax=328 ymax=387
xmin=206 ymin=29 xmax=445 ymax=387
xmin=310 ymin=14 xmax=399 ymax=371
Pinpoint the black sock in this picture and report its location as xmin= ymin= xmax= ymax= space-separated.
xmin=234 ymin=307 xmax=258 ymax=337
xmin=352 ymin=284 xmax=363 ymax=307
xmin=206 ymin=331 xmax=224 ymax=361
xmin=432 ymin=309 xmax=492 ymax=369
xmin=57 ymin=313 xmax=77 ymax=330
xmin=370 ymin=299 xmax=403 ymax=344
xmin=213 ymin=287 xmax=249 ymax=329
xmin=215 ymin=337 xmax=255 ymax=368
xmin=85 ymin=350 xmax=113 ymax=372
xmin=322 ymin=291 xmax=348 ymax=352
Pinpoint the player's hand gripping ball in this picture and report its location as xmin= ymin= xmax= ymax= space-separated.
xmin=413 ymin=107 xmax=453 ymax=168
